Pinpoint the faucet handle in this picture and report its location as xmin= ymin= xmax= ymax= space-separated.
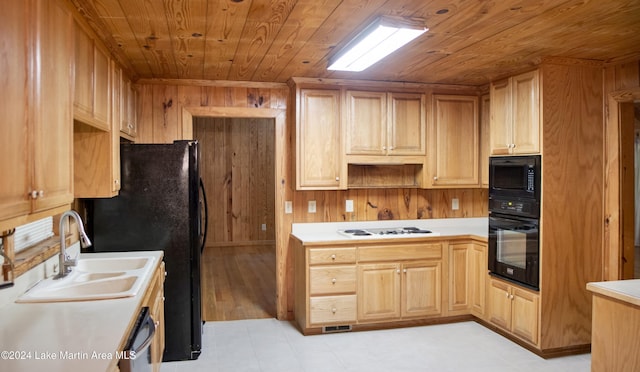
xmin=64 ymin=252 xmax=79 ymax=268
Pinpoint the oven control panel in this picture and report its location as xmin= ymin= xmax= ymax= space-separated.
xmin=489 ymin=196 xmax=539 ymax=218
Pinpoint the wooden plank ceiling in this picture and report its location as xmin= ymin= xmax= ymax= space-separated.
xmin=71 ymin=0 xmax=640 ymax=85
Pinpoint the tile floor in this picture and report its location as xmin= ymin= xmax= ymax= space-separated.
xmin=162 ymin=319 xmax=591 ymax=372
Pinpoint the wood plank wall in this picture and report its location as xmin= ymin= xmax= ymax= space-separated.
xmin=193 ymin=117 xmax=276 ymax=246
xmin=134 ymin=81 xmax=488 ymax=319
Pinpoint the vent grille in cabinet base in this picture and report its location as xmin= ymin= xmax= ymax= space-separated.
xmin=322 ymin=325 xmax=352 ymax=333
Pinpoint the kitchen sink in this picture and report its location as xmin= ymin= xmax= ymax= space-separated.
xmin=75 ymin=257 xmax=150 ymax=272
xmin=16 ymin=256 xmax=156 ymax=303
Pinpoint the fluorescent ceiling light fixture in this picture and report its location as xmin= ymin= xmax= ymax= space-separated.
xmin=328 ymin=16 xmax=428 ymax=72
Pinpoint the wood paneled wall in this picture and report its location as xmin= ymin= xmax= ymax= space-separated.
xmin=292 ymin=188 xmax=487 ymax=222
xmin=134 ymin=81 xmax=488 ymax=320
xmin=193 ymin=117 xmax=276 ymax=246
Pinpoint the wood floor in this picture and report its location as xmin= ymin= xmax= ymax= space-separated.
xmin=201 ymin=244 xmax=276 ymax=321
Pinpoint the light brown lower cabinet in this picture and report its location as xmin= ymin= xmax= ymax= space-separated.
xmin=142 ymin=262 xmax=165 ymax=372
xmin=357 ymin=260 xmax=442 ymax=322
xmin=469 ymin=242 xmax=488 ymax=319
xmin=488 ymin=277 xmax=539 ymax=346
xmin=294 ymin=239 xmax=485 ymax=334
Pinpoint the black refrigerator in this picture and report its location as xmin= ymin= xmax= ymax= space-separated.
xmin=87 ymin=140 xmax=206 ymax=362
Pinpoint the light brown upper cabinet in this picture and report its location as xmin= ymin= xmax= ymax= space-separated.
xmin=295 ymin=89 xmax=345 ymax=190
xmin=480 ymin=94 xmax=490 ymax=188
xmin=427 ymin=95 xmax=479 ymax=188
xmin=490 ymin=70 xmax=540 ymax=155
xmin=0 ymin=0 xmax=74 ymax=230
xmin=73 ymin=20 xmax=110 ymax=131
xmin=73 ymin=61 xmax=121 ymax=198
xmin=346 ymin=91 xmax=425 ymax=161
xmin=120 ymin=75 xmax=138 ymax=139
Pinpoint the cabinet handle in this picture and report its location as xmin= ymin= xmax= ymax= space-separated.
xmin=382 ymin=146 xmax=386 ymax=150
xmin=114 ymin=179 xmax=120 ymax=185
xmin=330 ymin=254 xmax=336 ymax=260
xmin=335 ymin=177 xmax=340 ymax=181
xmin=29 ymin=190 xmax=44 ymax=199
xmin=510 ymin=294 xmax=514 ymax=300
xmin=433 ymin=176 xmax=438 ymax=181
xmin=396 ymin=269 xmax=401 ymax=274
xmin=389 ymin=146 xmax=394 ymax=150
xmin=331 ymin=278 xmax=337 ymax=284
xmin=332 ymin=308 xmax=337 ymax=314
xmin=403 ymin=269 xmax=407 ymax=273
xmin=505 ymin=292 xmax=509 ymax=298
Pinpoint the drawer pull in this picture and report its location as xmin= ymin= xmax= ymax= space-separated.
xmin=332 ymin=308 xmax=337 ymax=314
xmin=332 ymin=278 xmax=337 ymax=284
xmin=330 ymin=254 xmax=336 ymax=260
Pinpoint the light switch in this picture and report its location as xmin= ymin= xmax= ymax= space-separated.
xmin=452 ymin=198 xmax=459 ymax=210
xmin=308 ymin=200 xmax=317 ymax=213
xmin=284 ymin=201 xmax=293 ymax=214
xmin=345 ymin=199 xmax=354 ymax=212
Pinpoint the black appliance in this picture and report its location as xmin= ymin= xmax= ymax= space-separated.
xmin=489 ymin=155 xmax=541 ymax=204
xmin=119 ymin=307 xmax=155 ymax=372
xmin=87 ymin=140 xmax=206 ymax=361
xmin=488 ymin=155 xmax=541 ymax=290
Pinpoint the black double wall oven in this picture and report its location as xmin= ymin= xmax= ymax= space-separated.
xmin=488 ymin=155 xmax=541 ymax=290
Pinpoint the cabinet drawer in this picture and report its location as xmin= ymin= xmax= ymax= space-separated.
xmin=309 ymin=295 xmax=357 ymax=325
xmin=309 ymin=247 xmax=356 ymax=265
xmin=358 ymin=244 xmax=442 ymax=262
xmin=309 ymin=266 xmax=356 ymax=295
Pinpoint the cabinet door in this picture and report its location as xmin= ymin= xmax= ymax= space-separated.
xmin=73 ymin=20 xmax=93 ymax=118
xmin=402 ymin=261 xmax=441 ymax=317
xmin=469 ymin=243 xmax=487 ymax=318
xmin=511 ymin=70 xmax=540 ymax=154
xmin=429 ymin=95 xmax=479 ymax=187
xmin=297 ymin=89 xmax=343 ymax=189
xmin=488 ymin=278 xmax=512 ymax=331
xmin=127 ymin=83 xmax=138 ymax=137
xmin=32 ymin=0 xmax=74 ymax=212
xmin=346 ymin=90 xmax=386 ymax=155
xmin=0 ymin=0 xmax=31 ymax=221
xmin=93 ymin=45 xmax=111 ymax=126
xmin=511 ymin=287 xmax=539 ymax=345
xmin=111 ymin=61 xmax=121 ymax=192
xmin=357 ymin=263 xmax=400 ymax=321
xmin=388 ymin=92 xmax=425 ymax=155
xmin=120 ymin=75 xmax=130 ymax=134
xmin=480 ymin=94 xmax=490 ymax=187
xmin=448 ymin=244 xmax=469 ymax=314
xmin=489 ymin=78 xmax=512 ymax=155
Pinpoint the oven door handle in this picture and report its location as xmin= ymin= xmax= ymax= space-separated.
xmin=133 ymin=314 xmax=157 ymax=355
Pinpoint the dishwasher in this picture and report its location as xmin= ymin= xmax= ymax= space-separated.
xmin=119 ymin=307 xmax=156 ymax=372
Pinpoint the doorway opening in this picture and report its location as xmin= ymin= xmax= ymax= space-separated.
xmin=194 ymin=116 xmax=276 ymax=320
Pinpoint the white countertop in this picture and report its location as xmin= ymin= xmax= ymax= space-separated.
xmin=0 ymin=251 xmax=163 ymax=372
xmin=587 ymin=279 xmax=640 ymax=307
xmin=291 ymin=217 xmax=488 ymax=243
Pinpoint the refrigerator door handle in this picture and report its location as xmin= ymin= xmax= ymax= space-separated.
xmin=199 ymin=178 xmax=209 ymax=253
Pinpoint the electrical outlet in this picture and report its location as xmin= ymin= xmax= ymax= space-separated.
xmin=308 ymin=200 xmax=317 ymax=213
xmin=452 ymin=198 xmax=460 ymax=210
xmin=261 ymin=224 xmax=267 ymax=231
xmin=345 ymin=199 xmax=354 ymax=212
xmin=284 ymin=201 xmax=293 ymax=214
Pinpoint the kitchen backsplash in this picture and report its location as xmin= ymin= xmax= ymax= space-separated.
xmin=291 ymin=188 xmax=488 ymax=223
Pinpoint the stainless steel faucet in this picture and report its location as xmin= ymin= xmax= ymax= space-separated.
xmin=55 ymin=210 xmax=92 ymax=279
